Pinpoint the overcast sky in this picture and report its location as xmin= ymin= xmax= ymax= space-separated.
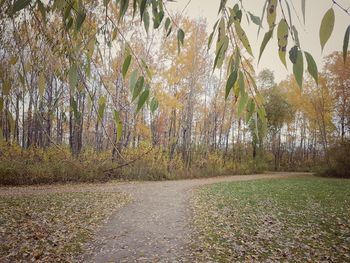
xmin=168 ymin=0 xmax=350 ymax=82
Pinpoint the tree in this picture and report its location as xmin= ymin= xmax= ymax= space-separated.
xmin=3 ymin=0 xmax=348 ymax=141
xmin=323 ymin=51 xmax=350 ymax=141
xmin=264 ymin=83 xmax=294 ymax=170
xmin=0 ymin=0 xmax=348 ymax=178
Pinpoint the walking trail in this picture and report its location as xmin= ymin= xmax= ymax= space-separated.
xmin=1 ymin=172 xmax=310 ymax=262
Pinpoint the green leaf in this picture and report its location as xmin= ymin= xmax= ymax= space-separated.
xmin=238 ymin=71 xmax=245 ymax=94
xmin=63 ymin=2 xmax=72 ymax=21
xmin=38 ymin=71 xmax=45 ymax=97
xmin=248 ymin=12 xmax=262 ymax=28
xmin=228 ymin=6 xmax=241 ymax=25
xmin=267 ymin=0 xmax=277 ymax=29
xmin=234 ymin=47 xmax=241 ymax=70
xmin=166 ymin=26 xmax=172 ymax=37
xmin=258 ymin=29 xmax=273 ymax=63
xmin=213 ymin=44 xmax=224 ymax=71
xmin=132 ymin=76 xmax=144 ymax=101
xmin=68 ymin=64 xmax=78 ymax=89
xmin=66 ymin=17 xmax=73 ymax=30
xmin=246 ymin=99 xmax=255 ymax=122
xmin=304 ymin=51 xmax=318 ymax=85
xmin=37 ymin=0 xmax=46 ymax=20
xmin=301 ymin=0 xmax=306 ymax=24
xmin=277 ymin=19 xmax=289 ymax=67
xmin=136 ymin=88 xmax=149 ymax=113
xmin=293 ymin=51 xmax=304 ymax=88
xmin=218 ymin=0 xmax=227 ymax=14
xmin=150 ymin=97 xmax=159 ymax=113
xmin=139 ymin=0 xmax=147 ymax=20
xmin=53 ymin=0 xmax=66 ymax=11
xmin=165 ymin=17 xmax=171 ymax=32
xmin=289 ymin=45 xmax=298 ymax=64
xmin=292 ymin=26 xmax=300 ymax=47
xmin=177 ymin=28 xmax=185 ymax=54
xmin=11 ymin=0 xmax=31 ymax=15
xmin=98 ymin=96 xmax=106 ymax=121
xmin=257 ymin=0 xmax=268 ymax=37
xmin=237 ymin=92 xmax=248 ymax=117
xmin=319 ymin=8 xmax=335 ymax=52
xmin=119 ymin=0 xmax=129 ymax=22
xmin=208 ymin=20 xmax=220 ymax=47
xmin=225 ymin=70 xmax=238 ymax=99
xmin=75 ymin=8 xmax=86 ymax=31
xmin=129 ymin=70 xmax=138 ymax=92
xmin=153 ymin=10 xmax=164 ymax=29
xmin=257 ymin=107 xmax=267 ymax=135
xmin=113 ymin=110 xmax=123 ymax=142
xmin=226 ymin=54 xmax=234 ymax=75
xmin=217 ymin=18 xmax=226 ymax=47
xmin=143 ymin=10 xmax=150 ymax=33
xmin=246 ymin=71 xmax=258 ymax=93
xmin=122 ymin=53 xmax=132 ymax=79
xmin=214 ymin=36 xmax=229 ymax=70
xmin=343 ymin=25 xmax=350 ymax=64
xmin=234 ymin=21 xmax=253 ymax=56
xmin=285 ymin=1 xmax=293 ymax=31
xmin=141 ymin=59 xmax=152 ymax=80
xmin=208 ymin=31 xmax=214 ymax=51
xmin=132 ymin=0 xmax=137 ymax=17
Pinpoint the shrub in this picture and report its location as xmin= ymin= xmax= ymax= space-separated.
xmin=0 ymin=142 xmax=263 ymax=185
xmin=320 ymin=140 xmax=350 ymax=178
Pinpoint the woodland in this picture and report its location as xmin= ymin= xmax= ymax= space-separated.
xmin=0 ymin=0 xmax=349 ymax=185
xmin=0 ymin=0 xmax=350 ymax=262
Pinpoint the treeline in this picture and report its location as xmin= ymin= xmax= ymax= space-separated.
xmin=0 ymin=2 xmax=349 ymax=184
xmin=259 ymin=53 xmax=350 ymax=174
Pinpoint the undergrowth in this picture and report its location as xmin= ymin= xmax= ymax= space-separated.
xmin=0 ymin=142 xmax=263 ymax=185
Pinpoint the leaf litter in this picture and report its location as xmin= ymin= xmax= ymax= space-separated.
xmin=0 ymin=192 xmax=130 ymax=262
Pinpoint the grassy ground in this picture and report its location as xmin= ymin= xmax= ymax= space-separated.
xmin=0 ymin=192 xmax=130 ymax=262
xmin=190 ymin=176 xmax=350 ymax=262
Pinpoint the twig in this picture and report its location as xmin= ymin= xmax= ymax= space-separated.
xmin=103 ymin=146 xmax=156 ymax=173
xmin=332 ymin=0 xmax=350 ymax=16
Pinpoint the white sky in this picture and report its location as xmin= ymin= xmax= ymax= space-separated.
xmin=168 ymin=0 xmax=350 ymax=82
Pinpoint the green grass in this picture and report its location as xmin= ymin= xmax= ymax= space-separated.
xmin=0 ymin=192 xmax=130 ymax=262
xmin=190 ymin=176 xmax=350 ymax=262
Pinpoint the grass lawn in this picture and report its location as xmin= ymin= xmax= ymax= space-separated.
xmin=0 ymin=191 xmax=130 ymax=262
xmin=190 ymin=176 xmax=350 ymax=262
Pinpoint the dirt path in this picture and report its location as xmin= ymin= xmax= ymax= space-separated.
xmin=0 ymin=172 xmax=310 ymax=262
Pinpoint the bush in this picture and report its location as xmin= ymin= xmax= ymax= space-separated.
xmin=320 ymin=140 xmax=350 ymax=178
xmin=0 ymin=142 xmax=262 ymax=185
xmin=120 ymin=145 xmax=262 ymax=180
xmin=0 ymin=143 xmax=113 ymax=185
